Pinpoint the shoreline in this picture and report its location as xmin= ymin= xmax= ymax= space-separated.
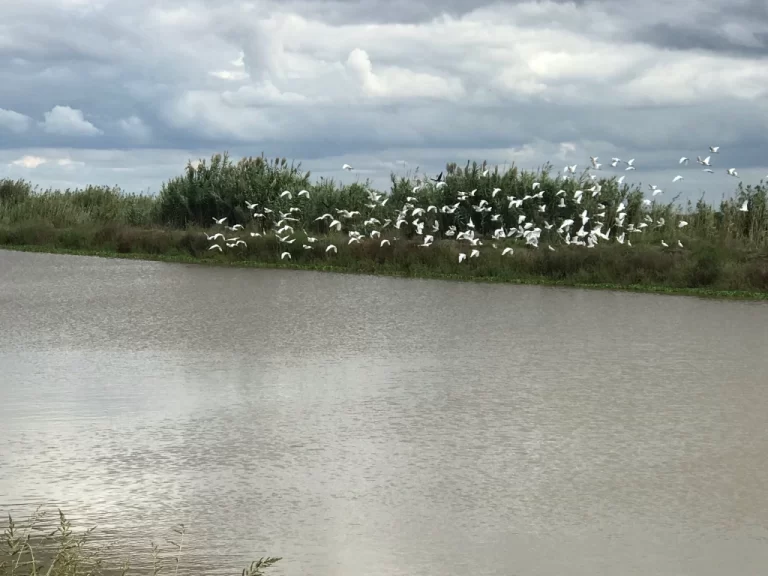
xmin=3 ymin=244 xmax=767 ymax=301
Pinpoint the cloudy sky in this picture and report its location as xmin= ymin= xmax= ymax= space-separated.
xmin=1 ymin=0 xmax=767 ymax=201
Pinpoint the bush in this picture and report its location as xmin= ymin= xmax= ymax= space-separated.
xmin=0 ymin=179 xmax=33 ymax=204
xmin=688 ymin=246 xmax=722 ymax=287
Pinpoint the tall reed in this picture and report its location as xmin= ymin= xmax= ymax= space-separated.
xmin=1 ymin=508 xmax=280 ymax=576
xmin=3 ymin=154 xmax=765 ymax=248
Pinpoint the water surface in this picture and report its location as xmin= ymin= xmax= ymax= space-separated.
xmin=2 ymin=249 xmax=768 ymax=575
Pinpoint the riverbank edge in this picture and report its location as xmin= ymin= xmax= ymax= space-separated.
xmin=3 ymin=243 xmax=767 ymax=301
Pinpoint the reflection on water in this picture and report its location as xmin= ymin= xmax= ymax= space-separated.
xmin=1 ymin=249 xmax=768 ymax=576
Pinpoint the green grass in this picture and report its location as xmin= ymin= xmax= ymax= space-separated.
xmin=1 ymin=152 xmax=767 ymax=300
xmin=1 ymin=509 xmax=280 ymax=576
xmin=2 ymin=233 xmax=767 ymax=300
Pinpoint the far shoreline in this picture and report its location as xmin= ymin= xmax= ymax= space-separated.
xmin=4 ymin=244 xmax=767 ymax=302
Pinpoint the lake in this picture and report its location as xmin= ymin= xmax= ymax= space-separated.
xmin=1 ymin=248 xmax=768 ymax=576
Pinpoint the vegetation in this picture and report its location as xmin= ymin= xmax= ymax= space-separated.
xmin=1 ymin=509 xmax=280 ymax=576
xmin=1 ymin=152 xmax=767 ymax=297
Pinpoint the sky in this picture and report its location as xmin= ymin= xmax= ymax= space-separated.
xmin=1 ymin=0 xmax=768 ymax=202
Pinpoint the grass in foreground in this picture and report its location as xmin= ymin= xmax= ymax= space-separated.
xmin=1 ymin=509 xmax=280 ymax=576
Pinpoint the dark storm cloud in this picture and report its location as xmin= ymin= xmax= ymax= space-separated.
xmin=634 ymin=23 xmax=768 ymax=57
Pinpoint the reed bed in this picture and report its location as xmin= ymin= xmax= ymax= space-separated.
xmin=1 ymin=152 xmax=767 ymax=294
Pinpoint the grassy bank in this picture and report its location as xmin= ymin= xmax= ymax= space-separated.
xmin=1 ymin=153 xmax=767 ymax=299
xmin=2 ymin=227 xmax=767 ymax=300
xmin=1 ymin=509 xmax=280 ymax=576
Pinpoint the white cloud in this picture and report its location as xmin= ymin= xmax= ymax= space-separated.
xmin=345 ymin=48 xmax=465 ymax=100
xmin=221 ymin=82 xmax=308 ymax=106
xmin=209 ymin=69 xmax=250 ymax=81
xmin=57 ymin=157 xmax=86 ymax=168
xmin=118 ymin=115 xmax=152 ymax=140
xmin=39 ymin=105 xmax=103 ymax=136
xmin=0 ymin=108 xmax=33 ymax=133
xmin=11 ymin=155 xmax=47 ymax=168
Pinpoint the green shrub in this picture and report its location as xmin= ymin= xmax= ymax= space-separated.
xmin=688 ymin=246 xmax=722 ymax=287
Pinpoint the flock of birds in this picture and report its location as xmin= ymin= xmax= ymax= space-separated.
xmin=204 ymin=148 xmax=755 ymax=262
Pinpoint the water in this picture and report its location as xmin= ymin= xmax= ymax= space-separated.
xmin=1 ymin=248 xmax=768 ymax=576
